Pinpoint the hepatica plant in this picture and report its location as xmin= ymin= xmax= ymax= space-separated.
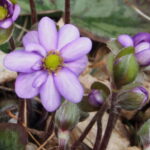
xmin=4 ymin=17 xmax=92 ymax=112
xmin=0 ymin=0 xmax=21 ymax=29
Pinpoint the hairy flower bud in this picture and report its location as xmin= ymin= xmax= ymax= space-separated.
xmin=113 ymin=47 xmax=139 ymax=88
xmin=55 ymin=101 xmax=80 ymax=131
xmin=88 ymin=89 xmax=105 ymax=107
xmin=138 ymin=119 xmax=150 ymax=150
xmin=117 ymin=86 xmax=148 ymax=110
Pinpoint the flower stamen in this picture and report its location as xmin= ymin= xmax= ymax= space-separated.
xmin=43 ymin=51 xmax=63 ymax=72
xmin=0 ymin=6 xmax=8 ymax=20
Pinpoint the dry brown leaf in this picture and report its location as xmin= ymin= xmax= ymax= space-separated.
xmin=127 ymin=146 xmax=141 ymax=150
xmin=0 ymin=51 xmax=17 ymax=83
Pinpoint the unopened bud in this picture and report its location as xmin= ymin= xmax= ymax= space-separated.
xmin=117 ymin=86 xmax=148 ymax=111
xmin=113 ymin=47 xmax=139 ymax=88
xmin=138 ymin=119 xmax=150 ymax=150
xmin=88 ymin=89 xmax=105 ymax=107
xmin=55 ymin=101 xmax=80 ymax=131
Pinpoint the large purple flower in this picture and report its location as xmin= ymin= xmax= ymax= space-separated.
xmin=118 ymin=33 xmax=150 ymax=66
xmin=4 ymin=17 xmax=92 ymax=112
xmin=0 ymin=0 xmax=21 ymax=29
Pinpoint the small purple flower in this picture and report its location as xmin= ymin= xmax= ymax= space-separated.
xmin=4 ymin=17 xmax=92 ymax=112
xmin=88 ymin=90 xmax=104 ymax=107
xmin=118 ymin=33 xmax=150 ymax=66
xmin=0 ymin=0 xmax=21 ymax=29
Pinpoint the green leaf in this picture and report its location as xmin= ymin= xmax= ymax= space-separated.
xmin=17 ymin=0 xmax=150 ymax=40
xmin=0 ymin=25 xmax=14 ymax=45
xmin=0 ymin=123 xmax=27 ymax=150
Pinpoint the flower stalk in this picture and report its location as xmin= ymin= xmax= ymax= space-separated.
xmin=9 ymin=37 xmax=15 ymax=50
xmin=98 ymin=91 xmax=119 ymax=150
xmin=65 ymin=0 xmax=70 ymax=24
xmin=71 ymin=102 xmax=108 ymax=150
xmin=29 ymin=0 xmax=37 ymax=24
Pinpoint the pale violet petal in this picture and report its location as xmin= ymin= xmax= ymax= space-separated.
xmin=118 ymin=34 xmax=133 ymax=47
xmin=38 ymin=17 xmax=57 ymax=51
xmin=12 ymin=4 xmax=21 ymax=21
xmin=4 ymin=50 xmax=42 ymax=73
xmin=15 ymin=71 xmax=43 ymax=98
xmin=54 ymin=68 xmax=84 ymax=103
xmin=64 ymin=56 xmax=88 ymax=76
xmin=23 ymin=31 xmax=40 ymax=46
xmin=40 ymin=75 xmax=61 ymax=112
xmin=25 ymin=43 xmax=47 ymax=57
xmin=58 ymin=24 xmax=80 ymax=50
xmin=61 ymin=37 xmax=92 ymax=62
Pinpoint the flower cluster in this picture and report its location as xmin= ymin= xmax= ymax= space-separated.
xmin=118 ymin=33 xmax=150 ymax=66
xmin=0 ymin=0 xmax=20 ymax=29
xmin=4 ymin=17 xmax=92 ymax=112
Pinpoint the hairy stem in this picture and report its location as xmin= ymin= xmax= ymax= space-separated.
xmin=9 ymin=37 xmax=15 ymax=50
xmin=71 ymin=102 xmax=108 ymax=150
xmin=93 ymin=116 xmax=102 ymax=150
xmin=98 ymin=92 xmax=119 ymax=150
xmin=64 ymin=0 xmax=71 ymax=24
xmin=29 ymin=0 xmax=37 ymax=24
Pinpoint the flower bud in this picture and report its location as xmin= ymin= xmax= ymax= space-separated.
xmin=88 ymin=89 xmax=105 ymax=107
xmin=138 ymin=119 xmax=150 ymax=150
xmin=113 ymin=47 xmax=139 ymax=88
xmin=117 ymin=86 xmax=148 ymax=111
xmin=55 ymin=101 xmax=80 ymax=131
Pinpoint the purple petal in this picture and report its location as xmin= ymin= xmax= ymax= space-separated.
xmin=15 ymin=71 xmax=42 ymax=98
xmin=40 ymin=75 xmax=61 ymax=112
xmin=54 ymin=68 xmax=84 ymax=103
xmin=0 ymin=18 xmax=12 ymax=29
xmin=4 ymin=50 xmax=42 ymax=73
xmin=61 ymin=37 xmax=92 ymax=62
xmin=57 ymin=24 xmax=80 ymax=50
xmin=23 ymin=31 xmax=40 ymax=46
xmin=133 ymin=32 xmax=150 ymax=46
xmin=135 ymin=42 xmax=150 ymax=53
xmin=12 ymin=4 xmax=21 ymax=21
xmin=135 ymin=49 xmax=150 ymax=66
xmin=64 ymin=56 xmax=88 ymax=76
xmin=32 ymin=71 xmax=48 ymax=88
xmin=38 ymin=17 xmax=57 ymax=51
xmin=32 ymin=61 xmax=42 ymax=71
xmin=118 ymin=34 xmax=133 ymax=47
xmin=25 ymin=43 xmax=47 ymax=57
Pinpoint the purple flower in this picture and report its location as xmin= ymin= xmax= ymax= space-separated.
xmin=4 ymin=17 xmax=92 ymax=112
xmin=118 ymin=33 xmax=150 ymax=66
xmin=0 ymin=0 xmax=21 ymax=29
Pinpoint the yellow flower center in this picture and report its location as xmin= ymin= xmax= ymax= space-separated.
xmin=44 ymin=54 xmax=62 ymax=71
xmin=0 ymin=6 xmax=8 ymax=20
